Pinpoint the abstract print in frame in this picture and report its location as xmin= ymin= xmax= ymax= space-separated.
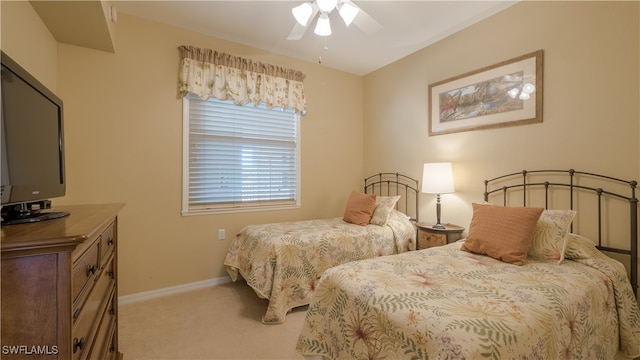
xmin=429 ymin=50 xmax=543 ymax=136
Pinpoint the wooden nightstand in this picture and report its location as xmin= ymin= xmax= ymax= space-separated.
xmin=416 ymin=223 xmax=465 ymax=250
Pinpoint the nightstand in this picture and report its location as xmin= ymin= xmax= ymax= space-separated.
xmin=416 ymin=223 xmax=465 ymax=250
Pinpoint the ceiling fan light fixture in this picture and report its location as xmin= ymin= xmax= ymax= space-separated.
xmin=314 ymin=13 xmax=332 ymax=36
xmin=317 ymin=0 xmax=338 ymax=12
xmin=338 ymin=2 xmax=359 ymax=26
xmin=507 ymin=88 xmax=519 ymax=99
xmin=522 ymin=83 xmax=536 ymax=94
xmin=292 ymin=2 xmax=313 ymax=26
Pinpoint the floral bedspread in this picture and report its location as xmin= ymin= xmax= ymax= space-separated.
xmin=224 ymin=210 xmax=416 ymax=324
xmin=296 ymin=240 xmax=640 ymax=360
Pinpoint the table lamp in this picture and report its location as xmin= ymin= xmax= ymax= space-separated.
xmin=421 ymin=162 xmax=455 ymax=229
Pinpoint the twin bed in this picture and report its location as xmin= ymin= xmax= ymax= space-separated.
xmin=295 ymin=169 xmax=640 ymax=359
xmin=224 ymin=173 xmax=420 ymax=324
xmin=224 ymin=169 xmax=640 ymax=359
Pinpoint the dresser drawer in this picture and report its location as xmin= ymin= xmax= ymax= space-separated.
xmin=86 ymin=289 xmax=117 ymax=360
xmin=72 ymin=242 xmax=99 ymax=304
xmin=105 ymin=326 xmax=118 ymax=360
xmin=72 ymin=255 xmax=115 ymax=360
xmin=99 ymin=222 xmax=116 ymax=268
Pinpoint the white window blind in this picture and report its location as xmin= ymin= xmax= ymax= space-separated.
xmin=183 ymin=94 xmax=300 ymax=214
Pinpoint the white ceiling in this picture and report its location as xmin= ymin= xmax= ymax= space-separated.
xmin=113 ymin=1 xmax=517 ymax=76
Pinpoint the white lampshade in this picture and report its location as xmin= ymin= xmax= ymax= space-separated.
xmin=314 ymin=13 xmax=332 ymax=36
xmin=421 ymin=162 xmax=455 ymax=194
xmin=292 ymin=2 xmax=313 ymax=26
xmin=338 ymin=1 xmax=359 ymax=26
xmin=317 ymin=0 xmax=338 ymax=12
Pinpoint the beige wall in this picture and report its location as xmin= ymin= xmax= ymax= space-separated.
xmin=1 ymin=6 xmax=364 ymax=296
xmin=2 ymin=1 xmax=639 ymax=296
xmin=363 ymin=1 xmax=639 ymax=277
xmin=364 ymin=1 xmax=639 ymax=229
xmin=0 ymin=1 xmax=58 ymax=90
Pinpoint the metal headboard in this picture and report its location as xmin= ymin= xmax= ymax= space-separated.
xmin=364 ymin=172 xmax=419 ymax=222
xmin=484 ymin=169 xmax=638 ymax=298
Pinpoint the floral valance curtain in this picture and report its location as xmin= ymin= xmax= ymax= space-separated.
xmin=178 ymin=45 xmax=306 ymax=113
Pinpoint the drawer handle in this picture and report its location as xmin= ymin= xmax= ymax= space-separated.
xmin=73 ymin=337 xmax=85 ymax=353
xmin=109 ymin=305 xmax=116 ymax=316
xmin=107 ymin=269 xmax=115 ymax=279
xmin=107 ymin=237 xmax=114 ymax=246
xmin=86 ymin=264 xmax=97 ymax=277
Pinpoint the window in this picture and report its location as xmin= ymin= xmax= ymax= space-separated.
xmin=182 ymin=94 xmax=300 ymax=215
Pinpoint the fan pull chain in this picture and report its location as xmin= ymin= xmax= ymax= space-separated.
xmin=318 ymin=37 xmax=329 ymax=64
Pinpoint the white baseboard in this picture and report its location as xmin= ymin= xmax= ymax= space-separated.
xmin=118 ymin=276 xmax=231 ymax=305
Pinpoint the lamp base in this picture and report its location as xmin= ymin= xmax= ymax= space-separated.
xmin=432 ymin=196 xmax=446 ymax=230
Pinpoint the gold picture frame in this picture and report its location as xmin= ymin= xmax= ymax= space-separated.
xmin=428 ymin=50 xmax=543 ymax=136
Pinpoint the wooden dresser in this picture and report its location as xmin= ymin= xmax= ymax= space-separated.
xmin=1 ymin=204 xmax=124 ymax=360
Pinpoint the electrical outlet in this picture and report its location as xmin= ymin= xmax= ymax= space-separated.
xmin=218 ymin=229 xmax=225 ymax=240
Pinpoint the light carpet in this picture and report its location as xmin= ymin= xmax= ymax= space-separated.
xmin=118 ymin=281 xmax=307 ymax=360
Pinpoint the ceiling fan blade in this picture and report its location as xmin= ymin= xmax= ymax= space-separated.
xmin=287 ymin=2 xmax=320 ymax=40
xmin=287 ymin=23 xmax=308 ymax=40
xmin=352 ymin=6 xmax=382 ymax=34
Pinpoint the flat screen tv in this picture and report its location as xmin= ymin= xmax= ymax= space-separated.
xmin=1 ymin=51 xmax=68 ymax=225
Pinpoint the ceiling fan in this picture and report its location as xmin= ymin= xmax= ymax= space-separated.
xmin=287 ymin=0 xmax=381 ymax=40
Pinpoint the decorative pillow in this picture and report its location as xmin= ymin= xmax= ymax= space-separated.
xmin=343 ymin=191 xmax=377 ymax=226
xmin=564 ymin=232 xmax=600 ymax=261
xmin=461 ymin=203 xmax=544 ymax=265
xmin=529 ymin=209 xmax=576 ymax=263
xmin=370 ymin=195 xmax=401 ymax=225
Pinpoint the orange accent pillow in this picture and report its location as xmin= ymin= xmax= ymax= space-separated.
xmin=461 ymin=203 xmax=543 ymax=265
xmin=343 ymin=191 xmax=377 ymax=226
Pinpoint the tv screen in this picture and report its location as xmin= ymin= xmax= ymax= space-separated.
xmin=1 ymin=51 xmax=68 ymax=224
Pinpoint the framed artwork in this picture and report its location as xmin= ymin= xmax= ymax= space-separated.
xmin=428 ymin=50 xmax=543 ymax=136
